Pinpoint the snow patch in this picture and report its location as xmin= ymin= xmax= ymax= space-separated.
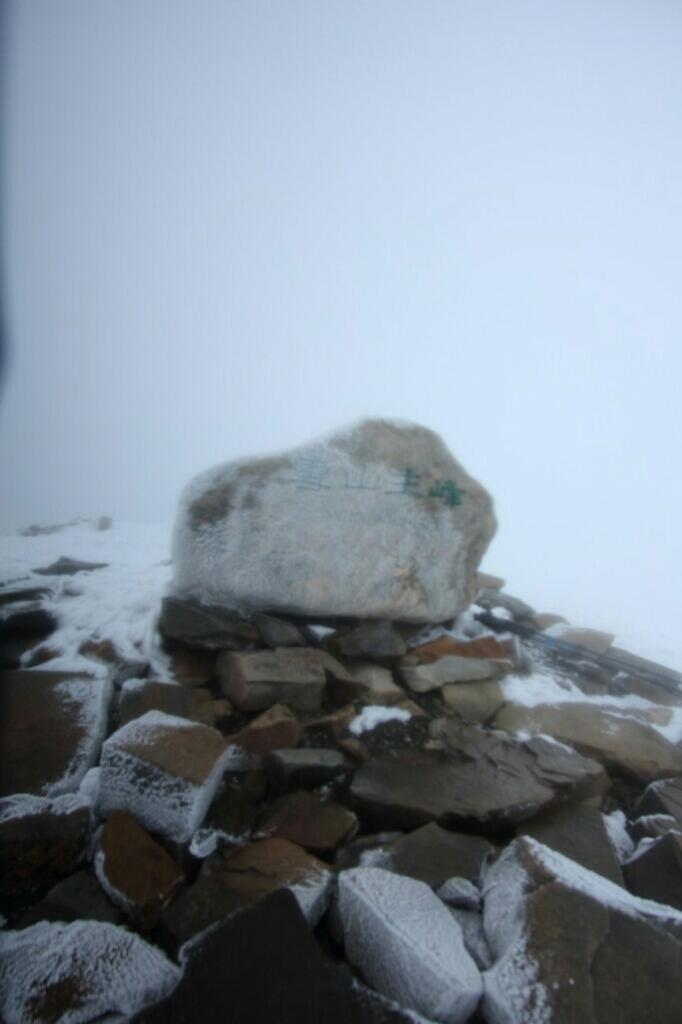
xmin=350 ymin=705 xmax=412 ymax=735
xmin=603 ymin=810 xmax=635 ymax=863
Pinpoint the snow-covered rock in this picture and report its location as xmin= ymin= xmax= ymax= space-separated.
xmin=171 ymin=419 xmax=496 ymax=624
xmin=337 ymin=866 xmax=482 ymax=1023
xmin=0 ymin=919 xmax=179 ymax=1023
xmin=0 ymin=671 xmax=112 ymax=798
xmin=481 ymin=836 xmax=682 ymax=1024
xmin=98 ymin=711 xmax=242 ymax=843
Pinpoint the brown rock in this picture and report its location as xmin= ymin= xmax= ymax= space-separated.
xmin=495 ymin=703 xmax=682 ymax=782
xmin=168 ymin=647 xmax=216 ymax=688
xmin=117 ymin=680 xmax=194 ymax=726
xmin=0 ymin=670 xmax=110 ymax=797
xmin=533 ymin=612 xmax=568 ymax=630
xmin=547 ymin=625 xmax=616 ymax=654
xmin=0 ymin=797 xmax=90 ymax=915
xmin=385 ymin=822 xmax=492 ymax=888
xmin=517 ymin=802 xmax=624 ymax=885
xmin=97 ymin=812 xmax=184 ymax=928
xmin=229 ymin=704 xmax=302 ymax=755
xmin=256 ymin=791 xmax=358 ymax=852
xmin=217 ymin=837 xmax=330 ymax=901
xmin=79 ymin=638 xmax=120 ymax=663
xmin=635 ymin=778 xmax=682 ymax=825
xmin=218 ymin=648 xmax=327 ymax=712
xmin=408 ymin=634 xmax=509 ymax=663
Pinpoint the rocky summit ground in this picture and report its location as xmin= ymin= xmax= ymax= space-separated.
xmin=1 ymin=519 xmax=682 ymax=1023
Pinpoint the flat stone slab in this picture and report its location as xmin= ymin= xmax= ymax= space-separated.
xmin=0 ymin=671 xmax=111 ymax=798
xmin=159 ymin=596 xmax=258 ymax=650
xmin=635 ymin=778 xmax=682 ymax=825
xmin=351 ymin=724 xmax=607 ymax=833
xmin=32 ymin=556 xmax=109 ymax=576
xmin=383 ymin=822 xmax=493 ymax=888
xmin=495 ymin=702 xmax=682 ymax=782
xmin=401 ymin=655 xmax=511 ymax=692
xmin=171 ymin=418 xmax=496 ymax=623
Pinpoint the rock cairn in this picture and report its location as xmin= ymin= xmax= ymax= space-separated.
xmin=1 ymin=421 xmax=682 ymax=1023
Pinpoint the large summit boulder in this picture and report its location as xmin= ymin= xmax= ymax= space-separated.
xmin=171 ymin=419 xmax=496 ymax=624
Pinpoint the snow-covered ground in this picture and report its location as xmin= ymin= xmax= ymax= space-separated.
xmin=1 ymin=518 xmax=680 ymax=678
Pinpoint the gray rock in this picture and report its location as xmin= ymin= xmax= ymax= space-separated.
xmin=341 ymin=662 xmax=405 ymax=705
xmin=0 ymin=585 xmax=53 ymax=607
xmin=32 ymin=556 xmax=108 ymax=576
xmin=437 ymin=877 xmax=481 ymax=910
xmin=495 ymin=702 xmax=682 ymax=782
xmin=171 ymin=419 xmax=496 ymax=624
xmin=441 ymin=679 xmax=506 ymax=723
xmin=401 ymin=654 xmax=509 ymax=692
xmin=517 ymin=802 xmax=624 ymax=885
xmin=635 ymin=778 xmax=682 ymax=825
xmin=350 ymin=725 xmax=607 ymax=833
xmin=159 ymin=596 xmax=258 ymax=650
xmin=384 ymin=822 xmax=492 ymax=888
xmin=265 ymin=748 xmax=353 ymax=795
xmin=217 ymin=648 xmax=327 ymax=712
xmin=482 ymin=836 xmax=682 ymax=1024
xmin=334 ymin=832 xmax=404 ymax=871
xmin=630 ymin=814 xmax=681 ymax=843
xmin=254 ymin=613 xmax=306 ymax=648
xmin=475 ymin=589 xmax=535 ymax=619
xmin=623 ymin=833 xmax=682 ymax=911
xmin=325 ymin=621 xmax=407 ymax=659
xmin=337 ymin=867 xmax=482 ymax=1023
xmin=447 ymin=906 xmax=492 ymax=970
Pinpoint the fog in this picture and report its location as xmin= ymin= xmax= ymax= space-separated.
xmin=2 ymin=1 xmax=681 ymax=664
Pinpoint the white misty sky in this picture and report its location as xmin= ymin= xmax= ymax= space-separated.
xmin=2 ymin=1 xmax=682 ymax=662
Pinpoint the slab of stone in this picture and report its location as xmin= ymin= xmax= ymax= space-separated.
xmin=384 ymin=822 xmax=492 ymax=888
xmin=98 ymin=711 xmax=237 ymax=843
xmin=476 ymin=571 xmax=505 ymax=592
xmin=545 ymin=623 xmax=616 ymax=653
xmin=0 ymin=794 xmax=90 ymax=916
xmin=635 ymin=778 xmax=682 ymax=825
xmin=0 ymin=920 xmax=180 ymax=1024
xmin=174 ymin=837 xmax=332 ymax=929
xmin=228 ymin=703 xmax=302 ymax=755
xmin=325 ymin=621 xmax=407 ymax=659
xmin=256 ymin=790 xmax=358 ymax=852
xmin=341 ymin=661 xmax=405 ymax=705
xmin=475 ymin=589 xmax=534 ymax=619
xmin=95 ymin=811 xmax=184 ymax=928
xmin=495 ymin=702 xmax=682 ymax=782
xmin=159 ymin=595 xmax=258 ymax=650
xmin=623 ymin=833 xmax=682 ymax=910
xmin=0 ymin=670 xmax=111 ymax=798
xmin=218 ymin=647 xmax=327 ymax=712
xmin=15 ymin=869 xmax=121 ymax=928
xmin=254 ymin=613 xmax=307 ymax=648
xmin=139 ymin=889 xmax=423 ymax=1024
xmin=32 ymin=555 xmax=108 ymax=576
xmin=351 ymin=724 xmax=607 ymax=833
xmin=338 ymin=866 xmax=482 ymax=1023
xmin=437 ymin=877 xmax=481 ymax=910
xmin=265 ymin=748 xmax=353 ymax=795
xmin=401 ymin=654 xmax=511 ymax=692
xmin=171 ymin=419 xmax=496 ymax=624
xmin=517 ymin=802 xmax=624 ymax=885
xmin=442 ymin=679 xmax=506 ymax=723
xmin=0 ymin=585 xmax=53 ymax=607
xmin=482 ymin=836 xmax=682 ymax=1024
xmin=408 ymin=633 xmax=509 ymax=663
